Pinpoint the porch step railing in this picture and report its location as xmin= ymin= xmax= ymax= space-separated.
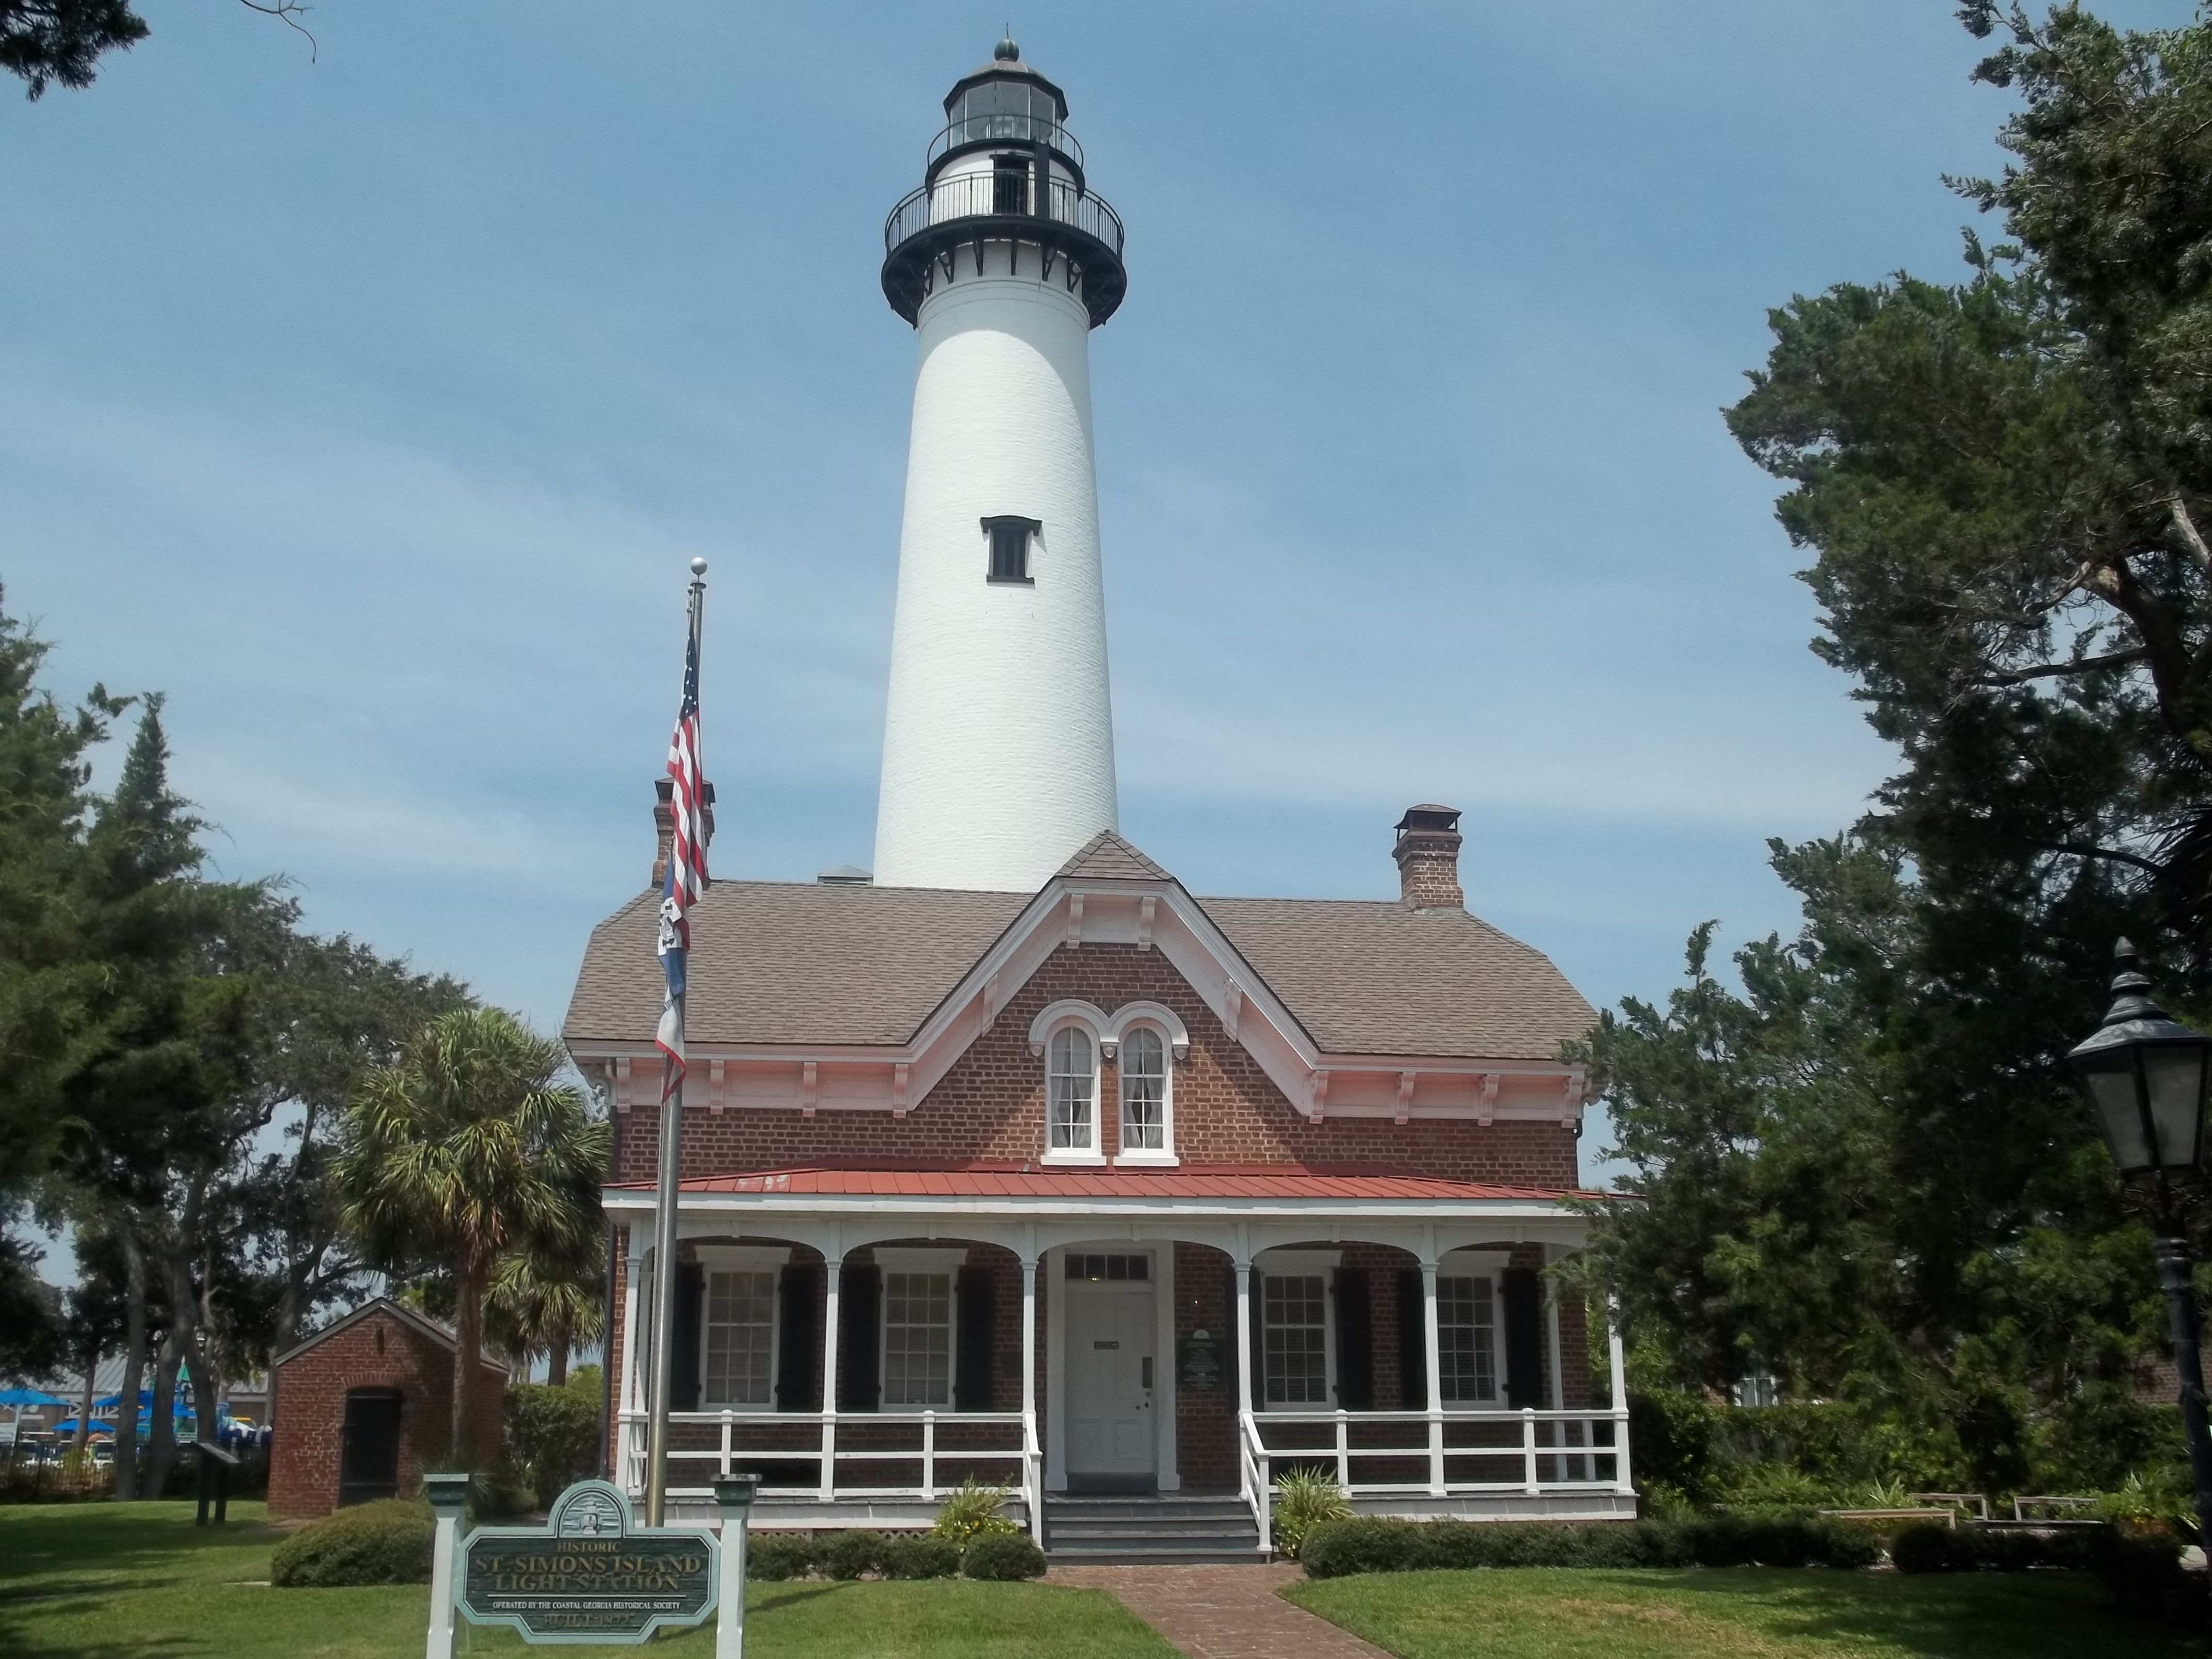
xmin=1238 ymin=1405 xmax=1632 ymax=1536
xmin=616 ymin=1407 xmax=1041 ymax=1539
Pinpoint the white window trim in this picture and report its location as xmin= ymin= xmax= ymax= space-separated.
xmin=1112 ymin=1020 xmax=1178 ymax=1166
xmin=1038 ymin=1012 xmax=1105 ymax=1165
xmin=1435 ymin=1250 xmax=1510 ymax=1414
xmin=1256 ymin=1257 xmax=1338 ymax=1411
xmin=695 ymin=1246 xmax=790 ymax=1414
xmin=876 ymin=1251 xmax=963 ymax=1409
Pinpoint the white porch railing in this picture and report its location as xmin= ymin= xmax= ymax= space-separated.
xmin=617 ymin=1407 xmax=1041 ymax=1537
xmin=1239 ymin=1405 xmax=1632 ymax=1534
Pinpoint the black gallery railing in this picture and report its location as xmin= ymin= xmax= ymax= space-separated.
xmin=927 ymin=113 xmax=1084 ymax=172
xmin=884 ymin=172 xmax=1125 ymax=261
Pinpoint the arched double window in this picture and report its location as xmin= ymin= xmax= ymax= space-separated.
xmin=1118 ymin=1026 xmax=1168 ymax=1154
xmin=1047 ymin=1025 xmax=1097 ymax=1156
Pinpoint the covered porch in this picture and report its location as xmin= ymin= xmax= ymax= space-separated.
xmin=606 ymin=1166 xmax=1633 ymax=1553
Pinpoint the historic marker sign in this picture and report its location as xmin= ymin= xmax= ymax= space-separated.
xmin=459 ymin=1481 xmax=718 ymax=1644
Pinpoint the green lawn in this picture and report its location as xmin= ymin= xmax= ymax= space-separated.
xmin=1286 ymin=1566 xmax=2201 ymax=1659
xmin=0 ymin=1502 xmax=1178 ymax=1659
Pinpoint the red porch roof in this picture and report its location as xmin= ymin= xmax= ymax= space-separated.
xmin=609 ymin=1162 xmax=1604 ymax=1203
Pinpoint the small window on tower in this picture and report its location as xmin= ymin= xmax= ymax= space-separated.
xmin=982 ymin=516 xmax=1040 ymax=584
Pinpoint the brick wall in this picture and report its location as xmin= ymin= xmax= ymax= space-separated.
xmin=616 ymin=943 xmax=1578 ymax=1186
xmin=268 ymin=1307 xmax=503 ymax=1521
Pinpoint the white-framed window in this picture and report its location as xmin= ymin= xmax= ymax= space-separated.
xmin=876 ymin=1248 xmax=964 ymax=1408
xmin=696 ymin=1245 xmax=789 ymax=1411
xmin=1262 ymin=1273 xmax=1331 ymax=1406
xmin=1047 ymin=1023 xmax=1098 ymax=1157
xmin=1118 ymin=1026 xmax=1168 ymax=1154
xmin=1437 ymin=1275 xmax=1498 ymax=1405
xmin=703 ymin=1270 xmax=777 ymax=1407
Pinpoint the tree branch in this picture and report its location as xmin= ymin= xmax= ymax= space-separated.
xmin=2170 ymin=494 xmax=2212 ymax=577
xmin=239 ymin=1 xmax=316 ymax=63
xmin=1978 ymin=646 xmax=2151 ymax=685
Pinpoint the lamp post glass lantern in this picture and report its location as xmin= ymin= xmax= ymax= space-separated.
xmin=2067 ymin=937 xmax=2212 ymax=1556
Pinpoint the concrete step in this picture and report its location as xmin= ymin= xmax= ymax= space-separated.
xmin=1045 ymin=1546 xmax=1271 ymax=1565
xmin=1048 ymin=1518 xmax=1261 ymax=1538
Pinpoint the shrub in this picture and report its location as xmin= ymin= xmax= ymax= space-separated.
xmin=930 ymin=1477 xmax=1021 ymax=1543
xmin=2090 ymin=1531 xmax=2198 ymax=1623
xmin=1297 ymin=1516 xmax=1877 ymax=1579
xmin=503 ymin=1377 xmax=604 ymax=1510
xmin=1272 ymin=1468 xmax=1355 ymax=1560
xmin=962 ymin=1530 xmax=1047 ymax=1580
xmin=746 ymin=1533 xmax=817 ymax=1581
xmin=1888 ymin=1522 xmax=2099 ymax=1574
xmin=271 ymin=1499 xmax=435 ymax=1587
xmin=821 ymin=1529 xmax=886 ymax=1581
xmin=880 ymin=1534 xmax=963 ymax=1579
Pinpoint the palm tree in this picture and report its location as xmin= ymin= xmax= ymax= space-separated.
xmin=487 ymin=1237 xmax=606 ymax=1388
xmin=334 ymin=1008 xmax=608 ymax=1460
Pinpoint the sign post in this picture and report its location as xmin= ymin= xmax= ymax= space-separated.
xmin=424 ymin=1472 xmax=471 ymax=1659
xmin=711 ymin=1475 xmax=758 ymax=1659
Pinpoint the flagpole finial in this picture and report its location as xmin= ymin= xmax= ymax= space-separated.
xmin=690 ymin=557 xmax=708 ymax=577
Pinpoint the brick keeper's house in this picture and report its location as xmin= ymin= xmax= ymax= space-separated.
xmin=560 ymin=40 xmax=1629 ymax=1561
xmin=562 ymin=808 xmax=1630 ymax=1559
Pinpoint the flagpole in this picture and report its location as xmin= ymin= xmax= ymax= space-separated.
xmin=646 ymin=556 xmax=708 ymax=1526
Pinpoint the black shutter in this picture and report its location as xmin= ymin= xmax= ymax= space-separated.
xmin=776 ymin=1263 xmax=819 ymax=1412
xmin=839 ymin=1264 xmax=881 ymax=1412
xmin=670 ymin=1262 xmax=704 ymax=1411
xmin=1396 ymin=1268 xmax=1427 ymax=1409
xmin=1248 ymin=1268 xmax=1266 ymax=1408
xmin=1502 ymin=1267 xmax=1543 ymax=1409
xmin=1334 ymin=1268 xmax=1374 ymax=1410
xmin=954 ymin=1265 xmax=994 ymax=1410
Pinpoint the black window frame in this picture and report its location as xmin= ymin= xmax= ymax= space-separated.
xmin=981 ymin=515 xmax=1040 ymax=585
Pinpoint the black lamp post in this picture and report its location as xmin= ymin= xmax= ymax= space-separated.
xmin=2067 ymin=937 xmax=2212 ymax=1548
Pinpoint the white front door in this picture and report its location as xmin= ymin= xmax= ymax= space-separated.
xmin=1065 ymin=1283 xmax=1156 ymax=1479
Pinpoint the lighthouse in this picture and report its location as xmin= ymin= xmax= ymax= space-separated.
xmin=870 ymin=38 xmax=1129 ymax=892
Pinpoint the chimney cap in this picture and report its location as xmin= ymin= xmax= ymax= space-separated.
xmin=1394 ymin=804 xmax=1462 ymax=835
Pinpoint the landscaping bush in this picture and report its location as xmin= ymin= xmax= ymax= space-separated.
xmin=1272 ymin=1468 xmax=1355 ymax=1560
xmin=880 ymin=1534 xmax=963 ymax=1579
xmin=271 ymin=1499 xmax=435 ymax=1587
xmin=1297 ymin=1516 xmax=1877 ymax=1579
xmin=930 ymin=1476 xmax=1021 ymax=1543
xmin=503 ymin=1373 xmax=603 ymax=1510
xmin=2090 ymin=1530 xmax=2199 ymax=1624
xmin=1887 ymin=1522 xmax=2098 ymax=1575
xmin=746 ymin=1533 xmax=817 ymax=1581
xmin=821 ymin=1528 xmax=886 ymax=1581
xmin=961 ymin=1530 xmax=1047 ymax=1580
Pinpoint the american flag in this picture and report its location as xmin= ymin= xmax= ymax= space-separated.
xmin=655 ymin=576 xmax=708 ymax=1099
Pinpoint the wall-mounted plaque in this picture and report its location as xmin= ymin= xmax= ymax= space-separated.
xmin=460 ymin=1480 xmax=718 ymax=1644
xmin=1178 ymin=1332 xmax=1224 ymax=1392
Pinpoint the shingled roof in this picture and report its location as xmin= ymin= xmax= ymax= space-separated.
xmin=563 ymin=844 xmax=1595 ymax=1060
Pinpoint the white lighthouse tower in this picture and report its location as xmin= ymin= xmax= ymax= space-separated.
xmin=870 ymin=38 xmax=1129 ymax=891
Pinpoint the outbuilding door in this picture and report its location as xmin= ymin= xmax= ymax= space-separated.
xmin=337 ymin=1388 xmax=402 ymax=1507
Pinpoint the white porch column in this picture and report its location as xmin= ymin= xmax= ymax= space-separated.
xmin=1543 ymin=1246 xmax=1565 ymax=1412
xmin=1233 ymin=1258 xmax=1255 ymax=1422
xmin=1020 ymin=1254 xmax=1040 ymax=1543
xmin=1606 ymin=1291 xmax=1632 ymax=1494
xmin=1421 ymin=1259 xmax=1444 ymax=1498
xmin=818 ymin=1260 xmax=842 ymax=1504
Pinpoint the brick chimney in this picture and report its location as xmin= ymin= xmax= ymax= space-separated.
xmin=1393 ymin=804 xmax=1464 ymax=910
xmin=650 ymin=776 xmax=717 ymax=889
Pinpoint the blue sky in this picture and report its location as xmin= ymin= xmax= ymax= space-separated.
xmin=3 ymin=2 xmax=2191 ymax=1199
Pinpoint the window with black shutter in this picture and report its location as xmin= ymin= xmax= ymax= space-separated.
xmin=838 ymin=1264 xmax=882 ymax=1412
xmin=981 ymin=515 xmax=1040 ymax=583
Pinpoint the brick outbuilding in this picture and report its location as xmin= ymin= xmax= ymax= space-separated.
xmin=267 ymin=1298 xmax=507 ymax=1521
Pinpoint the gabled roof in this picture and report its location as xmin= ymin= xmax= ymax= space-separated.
xmin=270 ymin=1296 xmax=511 ymax=1375
xmin=1056 ymin=831 xmax=1173 ymax=882
xmin=563 ymin=838 xmax=1595 ymax=1061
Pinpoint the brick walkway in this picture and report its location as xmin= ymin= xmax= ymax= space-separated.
xmin=1049 ymin=1563 xmax=1392 ymax=1659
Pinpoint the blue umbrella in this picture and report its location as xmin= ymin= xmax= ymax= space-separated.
xmin=0 ymin=1388 xmax=67 ymax=1408
xmin=48 ymin=1418 xmax=112 ymax=1436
